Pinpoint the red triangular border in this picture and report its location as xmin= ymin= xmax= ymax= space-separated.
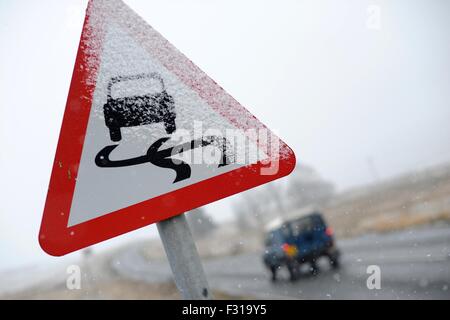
xmin=39 ymin=0 xmax=296 ymax=256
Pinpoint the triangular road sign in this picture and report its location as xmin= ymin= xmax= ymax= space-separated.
xmin=39 ymin=0 xmax=296 ymax=256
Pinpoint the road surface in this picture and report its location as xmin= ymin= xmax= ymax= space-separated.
xmin=112 ymin=224 xmax=450 ymax=299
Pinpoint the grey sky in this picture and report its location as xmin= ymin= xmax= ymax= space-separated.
xmin=1 ymin=0 xmax=450 ymax=270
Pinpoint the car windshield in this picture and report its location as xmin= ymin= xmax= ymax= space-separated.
xmin=110 ymin=77 xmax=163 ymax=99
xmin=290 ymin=215 xmax=324 ymax=236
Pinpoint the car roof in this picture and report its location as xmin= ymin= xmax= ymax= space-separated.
xmin=265 ymin=212 xmax=324 ymax=232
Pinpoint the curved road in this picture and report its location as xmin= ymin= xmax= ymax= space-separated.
xmin=112 ymin=224 xmax=450 ymax=299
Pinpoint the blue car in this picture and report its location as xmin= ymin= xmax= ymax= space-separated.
xmin=263 ymin=212 xmax=340 ymax=281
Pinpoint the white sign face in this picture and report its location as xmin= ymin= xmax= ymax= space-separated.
xmin=39 ymin=0 xmax=295 ymax=256
xmin=68 ymin=22 xmax=262 ymax=226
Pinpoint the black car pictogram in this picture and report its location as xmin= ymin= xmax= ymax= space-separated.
xmin=103 ymin=73 xmax=176 ymax=142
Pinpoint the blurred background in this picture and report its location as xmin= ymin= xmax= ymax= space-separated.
xmin=0 ymin=0 xmax=449 ymax=299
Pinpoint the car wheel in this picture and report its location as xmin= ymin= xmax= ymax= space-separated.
xmin=109 ymin=127 xmax=122 ymax=142
xmin=270 ymin=266 xmax=277 ymax=282
xmin=328 ymin=250 xmax=340 ymax=269
xmin=287 ymin=262 xmax=298 ymax=282
xmin=329 ymin=256 xmax=340 ymax=269
xmin=164 ymin=118 xmax=176 ymax=134
xmin=310 ymin=261 xmax=319 ymax=276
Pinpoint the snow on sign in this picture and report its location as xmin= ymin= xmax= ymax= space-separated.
xmin=39 ymin=0 xmax=296 ymax=256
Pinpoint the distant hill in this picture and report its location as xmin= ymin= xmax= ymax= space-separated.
xmin=323 ymin=162 xmax=450 ymax=237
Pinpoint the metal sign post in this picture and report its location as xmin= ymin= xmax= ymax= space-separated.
xmin=157 ymin=214 xmax=212 ymax=300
